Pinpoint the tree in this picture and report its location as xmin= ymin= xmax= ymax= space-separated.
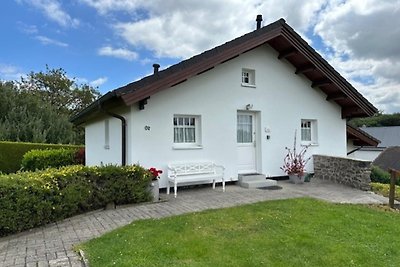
xmin=19 ymin=66 xmax=100 ymax=115
xmin=0 ymin=82 xmax=76 ymax=143
xmin=349 ymin=113 xmax=400 ymax=127
xmin=0 ymin=66 xmax=100 ymax=144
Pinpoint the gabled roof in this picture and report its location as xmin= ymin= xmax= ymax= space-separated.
xmin=346 ymin=124 xmax=380 ymax=147
xmin=373 ymin=146 xmax=400 ymax=171
xmin=359 ymin=126 xmax=400 ymax=147
xmin=71 ymin=18 xmax=377 ymax=125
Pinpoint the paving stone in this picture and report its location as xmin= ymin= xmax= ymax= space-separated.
xmin=0 ymin=181 xmax=392 ymax=267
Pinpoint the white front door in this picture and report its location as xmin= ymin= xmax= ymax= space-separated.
xmin=237 ymin=112 xmax=257 ymax=173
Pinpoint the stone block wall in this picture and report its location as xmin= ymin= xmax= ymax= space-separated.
xmin=313 ymin=155 xmax=371 ymax=191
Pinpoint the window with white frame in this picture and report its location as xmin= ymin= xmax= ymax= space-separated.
xmin=241 ymin=68 xmax=255 ymax=87
xmin=173 ymin=115 xmax=201 ymax=147
xmin=301 ymin=119 xmax=318 ymax=145
xmin=104 ymin=119 xmax=110 ymax=149
xmin=237 ymin=114 xmax=253 ymax=143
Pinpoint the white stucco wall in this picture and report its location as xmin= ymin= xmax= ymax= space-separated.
xmin=115 ymin=44 xmax=346 ymax=188
xmin=85 ymin=108 xmax=130 ymax=166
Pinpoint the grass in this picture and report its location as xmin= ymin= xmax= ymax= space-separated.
xmin=78 ymin=198 xmax=400 ymax=267
xmin=371 ymin=182 xmax=400 ymax=201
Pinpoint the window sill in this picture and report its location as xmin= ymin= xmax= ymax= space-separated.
xmin=172 ymin=145 xmax=203 ymax=150
xmin=301 ymin=142 xmax=319 ymax=147
xmin=241 ymin=83 xmax=256 ymax=88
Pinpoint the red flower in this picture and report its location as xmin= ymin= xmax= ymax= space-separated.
xmin=148 ymin=167 xmax=163 ymax=180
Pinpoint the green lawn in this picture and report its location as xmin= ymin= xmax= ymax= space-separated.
xmin=78 ymin=198 xmax=400 ymax=267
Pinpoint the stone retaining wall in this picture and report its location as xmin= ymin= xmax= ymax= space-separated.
xmin=313 ymin=155 xmax=371 ymax=191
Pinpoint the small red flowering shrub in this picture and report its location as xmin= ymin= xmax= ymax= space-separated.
xmin=148 ymin=167 xmax=163 ymax=180
xmin=281 ymin=131 xmax=310 ymax=176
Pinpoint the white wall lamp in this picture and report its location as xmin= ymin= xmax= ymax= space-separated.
xmin=245 ymin=104 xmax=253 ymax=110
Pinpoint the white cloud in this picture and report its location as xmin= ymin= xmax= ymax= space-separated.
xmin=98 ymin=46 xmax=138 ymax=61
xmin=80 ymin=0 xmax=400 ymax=113
xmin=90 ymin=77 xmax=108 ymax=87
xmin=35 ymin=35 xmax=68 ymax=47
xmin=0 ymin=64 xmax=25 ymax=81
xmin=314 ymin=0 xmax=400 ymax=113
xmin=18 ymin=0 xmax=79 ymax=28
xmin=83 ymin=0 xmax=328 ymax=59
xmin=79 ymin=0 xmax=142 ymax=15
xmin=17 ymin=22 xmax=39 ymax=34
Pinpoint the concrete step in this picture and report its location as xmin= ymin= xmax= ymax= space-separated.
xmin=238 ymin=173 xmax=266 ymax=183
xmin=239 ymin=179 xmax=278 ymax=189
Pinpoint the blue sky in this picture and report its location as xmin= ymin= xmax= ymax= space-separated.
xmin=1 ymin=0 xmax=400 ymax=113
xmin=0 ymin=1 xmax=178 ymax=91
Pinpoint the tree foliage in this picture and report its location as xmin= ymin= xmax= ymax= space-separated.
xmin=349 ymin=113 xmax=400 ymax=127
xmin=19 ymin=66 xmax=100 ymax=115
xmin=0 ymin=66 xmax=100 ymax=144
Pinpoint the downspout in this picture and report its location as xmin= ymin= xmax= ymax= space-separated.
xmin=99 ymin=104 xmax=127 ymax=166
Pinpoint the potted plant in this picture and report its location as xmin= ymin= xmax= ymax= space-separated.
xmin=281 ymin=131 xmax=310 ymax=184
xmin=149 ymin=167 xmax=163 ymax=202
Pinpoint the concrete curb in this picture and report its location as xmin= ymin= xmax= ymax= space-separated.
xmin=79 ymin=249 xmax=90 ymax=267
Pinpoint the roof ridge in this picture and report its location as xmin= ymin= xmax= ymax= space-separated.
xmin=115 ymin=19 xmax=284 ymax=96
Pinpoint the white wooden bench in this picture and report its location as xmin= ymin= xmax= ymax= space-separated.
xmin=167 ymin=162 xmax=225 ymax=197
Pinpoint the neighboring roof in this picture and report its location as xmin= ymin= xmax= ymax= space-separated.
xmin=373 ymin=146 xmax=400 ymax=171
xmin=360 ymin=126 xmax=400 ymax=147
xmin=346 ymin=124 xmax=380 ymax=147
xmin=71 ymin=18 xmax=378 ymax=125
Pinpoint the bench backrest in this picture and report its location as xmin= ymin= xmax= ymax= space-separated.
xmin=168 ymin=162 xmax=216 ymax=176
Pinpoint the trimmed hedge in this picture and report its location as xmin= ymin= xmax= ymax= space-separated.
xmin=0 ymin=141 xmax=82 ymax=174
xmin=21 ymin=148 xmax=83 ymax=171
xmin=0 ymin=165 xmax=152 ymax=236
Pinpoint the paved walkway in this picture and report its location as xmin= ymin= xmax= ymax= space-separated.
xmin=0 ymin=179 xmax=391 ymax=267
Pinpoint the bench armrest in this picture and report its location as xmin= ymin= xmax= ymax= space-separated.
xmin=214 ymin=164 xmax=225 ymax=171
xmin=214 ymin=164 xmax=225 ymax=176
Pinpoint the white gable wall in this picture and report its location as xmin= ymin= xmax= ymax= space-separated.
xmin=122 ymin=44 xmax=346 ymax=188
xmin=84 ymin=44 xmax=346 ymax=188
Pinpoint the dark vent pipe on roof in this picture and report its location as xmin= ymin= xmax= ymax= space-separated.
xmin=153 ymin=63 xmax=160 ymax=74
xmin=256 ymin=14 xmax=263 ymax=29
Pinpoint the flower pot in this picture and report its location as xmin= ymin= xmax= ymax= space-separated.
xmin=149 ymin=180 xmax=159 ymax=202
xmin=289 ymin=174 xmax=305 ymax=184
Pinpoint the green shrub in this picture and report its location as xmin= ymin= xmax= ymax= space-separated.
xmin=0 ymin=165 xmax=152 ymax=236
xmin=0 ymin=141 xmax=82 ymax=174
xmin=370 ymin=182 xmax=400 ymax=201
xmin=370 ymin=165 xmax=399 ymax=185
xmin=21 ymin=148 xmax=77 ymax=171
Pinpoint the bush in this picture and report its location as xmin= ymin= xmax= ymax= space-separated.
xmin=0 ymin=141 xmax=83 ymax=173
xmin=21 ymin=148 xmax=80 ymax=171
xmin=370 ymin=165 xmax=399 ymax=185
xmin=370 ymin=182 xmax=400 ymax=201
xmin=0 ymin=165 xmax=152 ymax=237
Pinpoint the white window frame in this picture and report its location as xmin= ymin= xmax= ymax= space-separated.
xmin=104 ymin=119 xmax=110 ymax=150
xmin=241 ymin=68 xmax=256 ymax=87
xmin=173 ymin=115 xmax=202 ymax=149
xmin=301 ymin=119 xmax=318 ymax=146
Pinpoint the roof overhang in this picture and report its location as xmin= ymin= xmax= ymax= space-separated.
xmin=71 ymin=18 xmax=378 ymax=125
xmin=346 ymin=124 xmax=380 ymax=147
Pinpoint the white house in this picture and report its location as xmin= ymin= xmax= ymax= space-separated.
xmin=346 ymin=124 xmax=381 ymax=161
xmin=71 ymin=17 xmax=377 ymax=189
